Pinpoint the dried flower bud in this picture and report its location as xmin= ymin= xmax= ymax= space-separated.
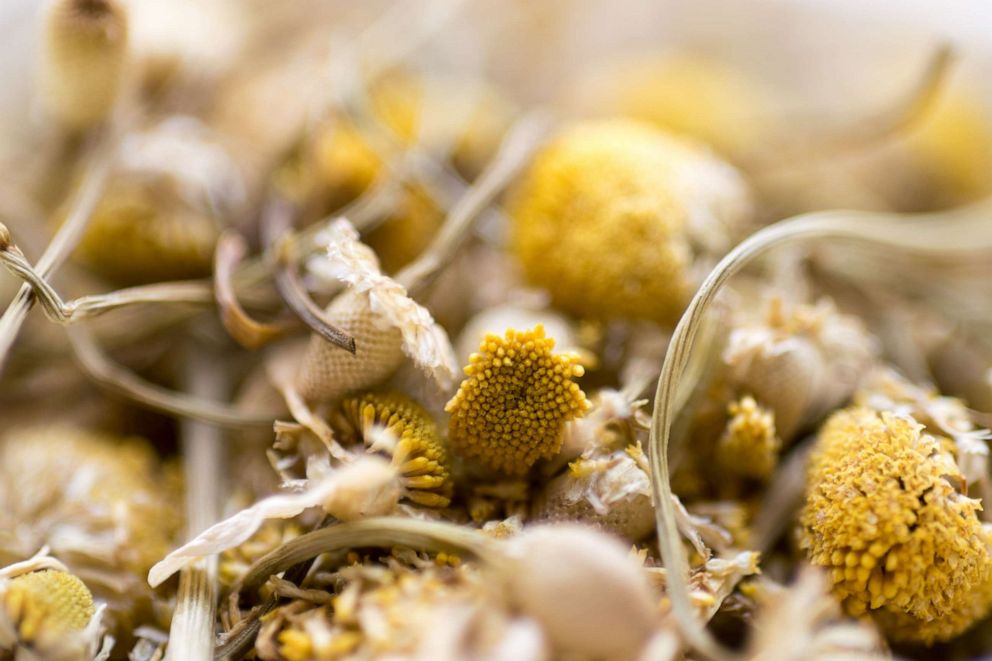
xmin=446 ymin=325 xmax=590 ymax=475
xmin=503 ymin=524 xmax=658 ymax=659
xmin=336 ymin=391 xmax=453 ymax=507
xmin=73 ymin=118 xmax=244 ymax=284
xmin=724 ymin=297 xmax=878 ymax=441
xmin=715 ymin=396 xmax=780 ymax=480
xmin=799 ymin=407 xmax=992 ymax=644
xmin=298 ymin=219 xmax=457 ymax=403
xmin=533 ymin=449 xmax=654 ymax=541
xmin=509 ymin=119 xmax=750 ymax=323
xmin=39 ymin=0 xmax=128 ymax=131
xmin=1 ymin=570 xmax=95 ymax=643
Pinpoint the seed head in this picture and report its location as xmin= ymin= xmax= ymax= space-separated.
xmin=445 ymin=325 xmax=590 ymax=475
xmin=509 ymin=119 xmax=748 ymax=323
xmin=337 ymin=391 xmax=453 ymax=507
xmin=2 ymin=569 xmax=95 ymax=642
xmin=799 ymin=407 xmax=992 ymax=644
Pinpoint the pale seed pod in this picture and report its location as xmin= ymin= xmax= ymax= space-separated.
xmin=723 ymin=298 xmax=878 ymax=442
xmin=503 ymin=524 xmax=658 ymax=659
xmin=40 ymin=0 xmax=128 ymax=131
xmin=297 ymin=219 xmax=457 ymax=404
xmin=533 ymin=449 xmax=654 ymax=542
xmin=296 ymin=289 xmax=406 ymax=403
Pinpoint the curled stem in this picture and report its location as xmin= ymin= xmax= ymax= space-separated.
xmin=649 ymin=200 xmax=992 ymax=661
xmin=68 ymin=325 xmax=274 ymax=428
xmin=214 ymin=230 xmax=293 ymax=350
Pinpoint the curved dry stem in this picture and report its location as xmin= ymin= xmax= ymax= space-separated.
xmin=214 ymin=230 xmax=293 ymax=350
xmin=649 ymin=200 xmax=992 ymax=661
xmin=264 ymin=200 xmax=357 ymax=353
xmin=0 ymin=131 xmax=115 ymax=373
xmin=748 ymin=43 xmax=954 ymax=170
xmin=236 ymin=517 xmax=501 ymax=597
xmin=68 ymin=325 xmax=275 ymax=428
xmin=396 ymin=111 xmax=553 ymax=296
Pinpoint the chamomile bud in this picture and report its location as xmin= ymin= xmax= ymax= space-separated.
xmin=503 ymin=525 xmax=658 ymax=659
xmin=509 ymin=119 xmax=751 ymax=324
xmin=445 ymin=325 xmax=591 ymax=476
xmin=40 ymin=0 xmax=128 ymax=131
xmin=533 ymin=449 xmax=654 ymax=541
xmin=800 ymin=407 xmax=992 ymax=644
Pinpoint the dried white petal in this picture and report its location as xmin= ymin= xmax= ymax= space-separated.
xmin=148 ymin=457 xmax=398 ymax=587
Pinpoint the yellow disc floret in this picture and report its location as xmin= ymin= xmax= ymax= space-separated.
xmin=799 ymin=407 xmax=992 ymax=644
xmin=3 ymin=570 xmax=95 ymax=642
xmin=509 ymin=120 xmax=697 ymax=323
xmin=716 ymin=396 xmax=780 ymax=480
xmin=445 ymin=325 xmax=591 ymax=475
xmin=338 ymin=391 xmax=453 ymax=507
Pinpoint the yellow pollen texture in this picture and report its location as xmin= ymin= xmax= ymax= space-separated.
xmin=3 ymin=570 xmax=95 ymax=642
xmin=445 ymin=325 xmax=590 ymax=475
xmin=800 ymin=407 xmax=992 ymax=645
xmin=339 ymin=391 xmax=453 ymax=508
xmin=508 ymin=119 xmax=693 ymax=323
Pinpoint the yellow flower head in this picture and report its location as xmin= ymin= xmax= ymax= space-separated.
xmin=716 ymin=396 xmax=781 ymax=480
xmin=509 ymin=119 xmax=748 ymax=323
xmin=336 ymin=391 xmax=453 ymax=508
xmin=800 ymin=407 xmax=992 ymax=644
xmin=3 ymin=570 xmax=95 ymax=642
xmin=445 ymin=325 xmax=590 ymax=475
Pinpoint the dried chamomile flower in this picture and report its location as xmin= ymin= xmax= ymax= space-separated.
xmin=73 ymin=118 xmax=244 ymax=284
xmin=1 ymin=569 xmax=95 ymax=642
xmin=509 ymin=119 xmax=751 ymax=323
xmin=855 ymin=366 xmax=991 ymax=488
xmin=744 ymin=568 xmax=888 ymax=660
xmin=716 ymin=396 xmax=781 ymax=480
xmin=445 ymin=325 xmax=591 ymax=476
xmin=502 ymin=524 xmax=659 ymax=659
xmin=799 ymin=407 xmax=992 ymax=644
xmin=335 ymin=390 xmax=453 ymax=507
xmin=570 ymin=52 xmax=771 ymax=157
xmin=724 ymin=297 xmax=878 ymax=442
xmin=256 ymin=549 xmax=499 ymax=661
xmin=39 ymin=0 xmax=128 ymax=131
xmin=0 ymin=426 xmax=181 ymax=638
xmin=297 ymin=219 xmax=457 ymax=403
xmin=533 ymin=447 xmax=654 ymax=541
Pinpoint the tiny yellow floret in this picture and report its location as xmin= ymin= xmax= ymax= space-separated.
xmin=339 ymin=391 xmax=453 ymax=508
xmin=3 ymin=570 xmax=95 ymax=642
xmin=445 ymin=325 xmax=590 ymax=475
xmin=716 ymin=396 xmax=780 ymax=479
xmin=800 ymin=407 xmax=992 ymax=644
